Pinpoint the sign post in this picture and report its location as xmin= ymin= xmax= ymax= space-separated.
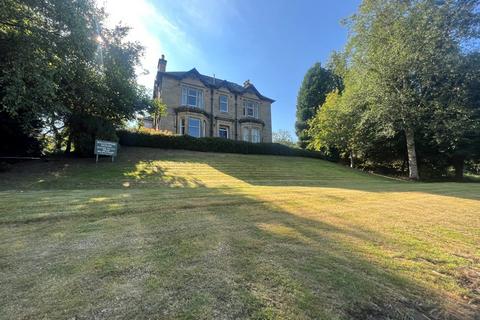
xmin=94 ymin=140 xmax=118 ymax=163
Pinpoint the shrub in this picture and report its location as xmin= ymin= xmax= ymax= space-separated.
xmin=0 ymin=111 xmax=42 ymax=156
xmin=137 ymin=127 xmax=174 ymax=136
xmin=117 ymin=130 xmax=336 ymax=161
xmin=70 ymin=114 xmax=118 ymax=156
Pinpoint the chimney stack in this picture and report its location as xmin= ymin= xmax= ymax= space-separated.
xmin=157 ymin=54 xmax=167 ymax=72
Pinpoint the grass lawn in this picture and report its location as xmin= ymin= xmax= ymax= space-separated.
xmin=1 ymin=147 xmax=479 ymax=319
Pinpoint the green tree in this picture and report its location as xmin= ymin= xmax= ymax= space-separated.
xmin=0 ymin=0 xmax=145 ymax=156
xmin=0 ymin=0 xmax=98 ymax=154
xmin=308 ymin=89 xmax=363 ymax=167
xmin=150 ymin=98 xmax=168 ymax=130
xmin=442 ymin=52 xmax=480 ymax=178
xmin=343 ymin=0 xmax=479 ymax=179
xmin=295 ymin=63 xmax=338 ymax=148
xmin=64 ymin=24 xmax=144 ymax=155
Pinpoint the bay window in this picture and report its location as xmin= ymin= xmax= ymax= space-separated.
xmin=180 ymin=118 xmax=186 ymax=134
xmin=188 ymin=117 xmax=201 ymax=137
xmin=251 ymin=128 xmax=261 ymax=143
xmin=242 ymin=128 xmax=249 ymax=142
xmin=242 ymin=127 xmax=261 ymax=143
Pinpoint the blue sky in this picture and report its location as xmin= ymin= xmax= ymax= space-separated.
xmin=104 ymin=0 xmax=361 ymax=138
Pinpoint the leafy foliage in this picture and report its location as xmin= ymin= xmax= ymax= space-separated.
xmin=308 ymin=0 xmax=480 ymax=179
xmin=0 ymin=111 xmax=42 ymax=156
xmin=117 ymin=130 xmax=335 ymax=161
xmin=295 ymin=63 xmax=339 ymax=148
xmin=0 ymin=0 xmax=145 ymax=156
xmin=150 ymin=98 xmax=168 ymax=130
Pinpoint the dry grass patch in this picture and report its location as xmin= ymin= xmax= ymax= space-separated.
xmin=0 ymin=147 xmax=479 ymax=319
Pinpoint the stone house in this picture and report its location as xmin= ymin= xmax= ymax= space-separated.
xmin=145 ymin=55 xmax=274 ymax=143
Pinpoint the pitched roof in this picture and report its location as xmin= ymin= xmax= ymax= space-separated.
xmin=156 ymin=68 xmax=275 ymax=103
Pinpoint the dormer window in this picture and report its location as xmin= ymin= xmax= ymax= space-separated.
xmin=243 ymin=100 xmax=259 ymax=118
xmin=181 ymin=86 xmax=204 ymax=108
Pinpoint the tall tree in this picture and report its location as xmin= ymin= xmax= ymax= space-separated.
xmin=0 ymin=0 xmax=145 ymax=155
xmin=441 ymin=52 xmax=480 ymax=179
xmin=344 ymin=0 xmax=480 ymax=179
xmin=295 ymin=63 xmax=338 ymax=148
xmin=0 ymin=0 xmax=97 ymax=154
xmin=307 ymin=91 xmax=354 ymax=165
xmin=63 ymin=24 xmax=144 ymax=155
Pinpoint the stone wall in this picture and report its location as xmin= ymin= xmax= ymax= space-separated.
xmin=154 ymin=74 xmax=272 ymax=143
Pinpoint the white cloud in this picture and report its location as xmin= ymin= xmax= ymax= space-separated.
xmin=100 ymin=0 xmax=203 ymax=90
xmin=98 ymin=0 xmax=240 ymax=91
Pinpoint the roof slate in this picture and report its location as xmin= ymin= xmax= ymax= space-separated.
xmin=156 ymin=68 xmax=274 ymax=103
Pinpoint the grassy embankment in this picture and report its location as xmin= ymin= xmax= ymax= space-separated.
xmin=1 ymin=147 xmax=479 ymax=319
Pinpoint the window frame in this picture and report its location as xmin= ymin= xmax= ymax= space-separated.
xmin=244 ymin=100 xmax=259 ymax=118
xmin=242 ymin=128 xmax=250 ymax=142
xmin=218 ymin=125 xmax=229 ymax=139
xmin=180 ymin=118 xmax=186 ymax=135
xmin=181 ymin=86 xmax=204 ymax=109
xmin=219 ymin=94 xmax=228 ymax=113
xmin=188 ymin=117 xmax=202 ymax=137
xmin=251 ymin=127 xmax=261 ymax=143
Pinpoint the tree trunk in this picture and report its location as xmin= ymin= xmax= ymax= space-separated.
xmin=154 ymin=116 xmax=159 ymax=130
xmin=65 ymin=132 xmax=72 ymax=155
xmin=349 ymin=150 xmax=354 ymax=168
xmin=405 ymin=127 xmax=419 ymax=180
xmin=51 ymin=125 xmax=62 ymax=151
xmin=400 ymin=157 xmax=407 ymax=174
xmin=452 ymin=155 xmax=465 ymax=180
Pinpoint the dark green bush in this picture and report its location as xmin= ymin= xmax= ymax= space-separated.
xmin=70 ymin=114 xmax=118 ymax=156
xmin=0 ymin=111 xmax=42 ymax=157
xmin=117 ymin=130 xmax=336 ymax=161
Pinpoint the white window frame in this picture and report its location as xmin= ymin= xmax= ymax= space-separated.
xmin=218 ymin=125 xmax=229 ymax=139
xmin=180 ymin=117 xmax=186 ymax=135
xmin=219 ymin=95 xmax=228 ymax=113
xmin=244 ymin=101 xmax=259 ymax=118
xmin=242 ymin=128 xmax=250 ymax=142
xmin=181 ymin=86 xmax=204 ymax=109
xmin=251 ymin=128 xmax=261 ymax=143
xmin=188 ymin=117 xmax=202 ymax=137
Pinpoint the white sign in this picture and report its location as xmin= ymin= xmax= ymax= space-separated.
xmin=94 ymin=140 xmax=117 ymax=162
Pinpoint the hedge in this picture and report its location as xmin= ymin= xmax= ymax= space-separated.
xmin=117 ymin=130 xmax=336 ymax=161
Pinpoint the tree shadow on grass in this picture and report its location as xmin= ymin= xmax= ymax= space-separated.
xmin=0 ymin=147 xmax=478 ymax=318
xmin=121 ymin=159 xmax=206 ymax=188
xmin=0 ymin=156 xmax=206 ymax=191
xmin=191 ymin=196 xmax=477 ymax=319
xmin=198 ymin=154 xmax=480 ymax=202
xmin=1 ymin=184 xmax=477 ymax=319
xmin=1 ymin=147 xmax=478 ymax=202
xmin=121 ymin=147 xmax=478 ymax=202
